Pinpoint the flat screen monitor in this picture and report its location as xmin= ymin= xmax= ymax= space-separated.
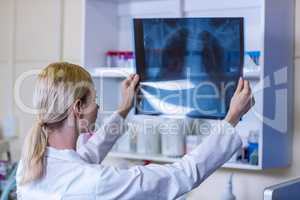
xmin=264 ymin=178 xmax=300 ymax=200
xmin=133 ymin=17 xmax=244 ymax=119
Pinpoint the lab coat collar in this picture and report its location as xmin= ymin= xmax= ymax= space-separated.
xmin=46 ymin=146 xmax=86 ymax=163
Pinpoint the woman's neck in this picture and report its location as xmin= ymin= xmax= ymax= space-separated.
xmin=47 ymin=120 xmax=78 ymax=150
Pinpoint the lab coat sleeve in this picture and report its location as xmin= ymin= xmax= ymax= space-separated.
xmin=77 ymin=112 xmax=127 ymax=164
xmin=95 ymin=120 xmax=242 ymax=200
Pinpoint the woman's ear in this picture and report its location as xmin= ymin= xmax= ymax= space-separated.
xmin=73 ymin=99 xmax=83 ymax=119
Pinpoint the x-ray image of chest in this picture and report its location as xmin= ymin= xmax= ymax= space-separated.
xmin=134 ymin=18 xmax=244 ymax=119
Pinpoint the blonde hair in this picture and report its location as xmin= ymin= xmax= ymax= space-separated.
xmin=20 ymin=62 xmax=93 ymax=185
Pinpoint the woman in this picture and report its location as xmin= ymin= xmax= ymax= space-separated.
xmin=16 ymin=62 xmax=254 ymax=200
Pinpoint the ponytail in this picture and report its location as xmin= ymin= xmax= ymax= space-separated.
xmin=20 ymin=120 xmax=48 ymax=185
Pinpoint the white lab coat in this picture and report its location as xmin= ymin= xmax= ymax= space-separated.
xmin=16 ymin=113 xmax=242 ymax=200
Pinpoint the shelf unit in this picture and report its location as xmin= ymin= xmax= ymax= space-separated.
xmin=82 ymin=0 xmax=294 ymax=170
xmin=108 ymin=152 xmax=261 ymax=170
xmin=89 ymin=67 xmax=135 ymax=78
xmin=109 ymin=152 xmax=180 ymax=163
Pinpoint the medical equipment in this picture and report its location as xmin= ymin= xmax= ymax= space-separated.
xmin=220 ymin=173 xmax=236 ymax=200
xmin=264 ymin=178 xmax=300 ymax=200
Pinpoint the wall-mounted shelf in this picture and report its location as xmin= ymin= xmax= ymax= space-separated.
xmin=243 ymin=68 xmax=261 ymax=80
xmin=108 ymin=151 xmax=261 ymax=170
xmin=109 ymin=152 xmax=180 ymax=163
xmin=89 ymin=67 xmax=135 ymax=78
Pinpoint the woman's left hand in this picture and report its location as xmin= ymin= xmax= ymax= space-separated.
xmin=117 ymin=74 xmax=139 ymax=118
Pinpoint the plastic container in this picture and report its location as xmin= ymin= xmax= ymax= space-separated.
xmin=135 ymin=117 xmax=160 ymax=155
xmin=117 ymin=132 xmax=132 ymax=153
xmin=247 ymin=130 xmax=259 ymax=157
xmin=106 ymin=51 xmax=118 ymax=67
xmin=117 ymin=122 xmax=137 ymax=153
xmin=249 ymin=149 xmax=259 ymax=165
xmin=106 ymin=51 xmax=134 ymax=68
xmin=117 ymin=52 xmax=125 ymax=67
xmin=247 ymin=130 xmax=259 ymax=165
xmin=124 ymin=51 xmax=134 ymax=68
xmin=159 ymin=118 xmax=185 ymax=157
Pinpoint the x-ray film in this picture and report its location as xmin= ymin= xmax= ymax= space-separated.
xmin=134 ymin=18 xmax=244 ymax=119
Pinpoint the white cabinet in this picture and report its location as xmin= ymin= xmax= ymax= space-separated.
xmin=82 ymin=0 xmax=294 ymax=170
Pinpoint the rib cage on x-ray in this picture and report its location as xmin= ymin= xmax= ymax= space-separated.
xmin=134 ymin=18 xmax=244 ymax=119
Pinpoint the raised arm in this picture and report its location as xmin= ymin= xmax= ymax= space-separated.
xmin=77 ymin=112 xmax=126 ymax=164
xmin=95 ymin=120 xmax=240 ymax=199
xmin=77 ymin=74 xmax=139 ymax=164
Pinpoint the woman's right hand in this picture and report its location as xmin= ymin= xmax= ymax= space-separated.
xmin=117 ymin=74 xmax=139 ymax=118
xmin=225 ymin=77 xmax=255 ymax=127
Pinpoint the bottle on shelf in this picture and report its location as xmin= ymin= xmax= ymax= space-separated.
xmin=247 ymin=130 xmax=259 ymax=165
xmin=159 ymin=118 xmax=185 ymax=157
xmin=124 ymin=51 xmax=135 ymax=68
xmin=106 ymin=51 xmax=118 ymax=68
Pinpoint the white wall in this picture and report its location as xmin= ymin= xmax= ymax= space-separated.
xmin=0 ymin=0 xmax=299 ymax=199
xmin=0 ymin=0 xmax=82 ymax=158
